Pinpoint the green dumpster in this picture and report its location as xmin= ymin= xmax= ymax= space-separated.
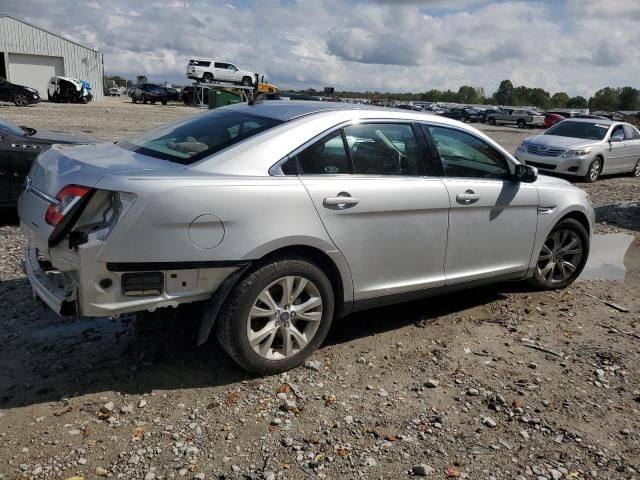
xmin=208 ymin=89 xmax=242 ymax=109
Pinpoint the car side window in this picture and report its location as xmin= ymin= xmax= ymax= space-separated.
xmin=610 ymin=125 xmax=624 ymax=139
xmin=293 ymin=130 xmax=351 ymax=175
xmin=343 ymin=123 xmax=420 ymax=176
xmin=427 ymin=125 xmax=511 ymax=180
xmin=623 ymin=125 xmax=636 ymax=140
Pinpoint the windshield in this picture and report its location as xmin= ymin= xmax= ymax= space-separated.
xmin=118 ymin=110 xmax=283 ymax=165
xmin=0 ymin=118 xmax=25 ymax=136
xmin=544 ymin=121 xmax=609 ymax=140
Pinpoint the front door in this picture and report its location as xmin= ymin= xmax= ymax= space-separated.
xmin=0 ymin=78 xmax=10 ymax=102
xmin=424 ymin=124 xmax=538 ymax=284
xmin=288 ymin=122 xmax=451 ymax=300
xmin=0 ymin=136 xmax=9 ymax=204
xmin=4 ymin=136 xmax=41 ymax=204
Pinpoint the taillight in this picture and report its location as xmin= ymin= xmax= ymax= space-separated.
xmin=45 ymin=185 xmax=92 ymax=226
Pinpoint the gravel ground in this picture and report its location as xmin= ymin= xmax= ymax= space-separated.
xmin=0 ymin=99 xmax=639 ymax=480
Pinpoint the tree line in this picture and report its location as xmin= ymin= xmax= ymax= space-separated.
xmin=310 ymin=80 xmax=640 ymax=111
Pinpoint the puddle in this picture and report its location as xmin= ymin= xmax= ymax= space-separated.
xmin=578 ymin=233 xmax=635 ymax=282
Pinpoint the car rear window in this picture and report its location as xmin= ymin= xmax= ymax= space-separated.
xmin=118 ymin=110 xmax=283 ymax=165
xmin=189 ymin=60 xmax=211 ymax=67
xmin=544 ymin=121 xmax=609 ymax=140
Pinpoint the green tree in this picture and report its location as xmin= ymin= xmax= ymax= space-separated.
xmin=566 ymin=96 xmax=588 ymax=109
xmin=550 ymin=92 xmax=570 ymax=108
xmin=617 ymin=86 xmax=640 ymax=110
xmin=457 ymin=85 xmax=481 ymax=104
xmin=493 ymin=79 xmax=515 ymax=105
xmin=589 ymin=87 xmax=619 ymax=111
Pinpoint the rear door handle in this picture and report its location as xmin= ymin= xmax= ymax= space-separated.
xmin=456 ymin=190 xmax=481 ymax=204
xmin=323 ymin=193 xmax=360 ymax=210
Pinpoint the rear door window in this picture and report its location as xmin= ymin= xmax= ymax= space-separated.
xmin=118 ymin=110 xmax=283 ymax=165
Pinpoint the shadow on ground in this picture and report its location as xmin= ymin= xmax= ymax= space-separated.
xmin=0 ymin=275 xmax=529 ymax=409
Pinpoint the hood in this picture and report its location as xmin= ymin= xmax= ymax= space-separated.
xmin=29 ymin=142 xmax=183 ymax=196
xmin=523 ymin=134 xmax=600 ymax=149
xmin=30 ymin=129 xmax=97 ymax=144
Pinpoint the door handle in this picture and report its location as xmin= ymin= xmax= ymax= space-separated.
xmin=323 ymin=193 xmax=360 ymax=210
xmin=456 ymin=190 xmax=481 ymax=204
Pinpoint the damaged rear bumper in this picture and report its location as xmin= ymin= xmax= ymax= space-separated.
xmin=25 ymin=242 xmax=78 ymax=316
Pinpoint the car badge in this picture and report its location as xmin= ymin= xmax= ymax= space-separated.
xmin=540 ymin=145 xmax=548 ymax=151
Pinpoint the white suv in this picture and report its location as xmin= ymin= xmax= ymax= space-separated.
xmin=186 ymin=59 xmax=255 ymax=86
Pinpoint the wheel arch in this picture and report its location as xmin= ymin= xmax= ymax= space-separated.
xmin=197 ymin=242 xmax=353 ymax=346
xmin=558 ymin=210 xmax=591 ymax=237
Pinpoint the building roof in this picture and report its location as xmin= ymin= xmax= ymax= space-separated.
xmin=0 ymin=13 xmax=101 ymax=53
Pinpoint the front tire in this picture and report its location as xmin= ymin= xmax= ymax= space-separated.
xmin=517 ymin=119 xmax=526 ymax=129
xmin=631 ymin=159 xmax=640 ymax=177
xmin=585 ymin=157 xmax=602 ymax=183
xmin=528 ymin=218 xmax=589 ymax=290
xmin=203 ymin=73 xmax=214 ymax=83
xmin=215 ymin=257 xmax=335 ymax=374
xmin=489 ymin=118 xmax=496 ymax=126
xmin=12 ymin=93 xmax=29 ymax=107
xmin=242 ymin=76 xmax=253 ymax=86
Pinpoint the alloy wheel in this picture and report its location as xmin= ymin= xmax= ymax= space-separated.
xmin=246 ymin=275 xmax=323 ymax=360
xmin=536 ymin=229 xmax=584 ymax=285
xmin=14 ymin=93 xmax=29 ymax=106
xmin=633 ymin=160 xmax=640 ymax=177
xmin=588 ymin=159 xmax=601 ymax=182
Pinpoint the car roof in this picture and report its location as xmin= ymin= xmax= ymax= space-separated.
xmin=224 ymin=100 xmax=396 ymax=122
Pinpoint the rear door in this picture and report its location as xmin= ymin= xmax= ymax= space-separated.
xmin=623 ymin=125 xmax=640 ymax=172
xmin=423 ymin=123 xmax=538 ymax=284
xmin=288 ymin=122 xmax=450 ymax=301
xmin=214 ymin=62 xmax=230 ymax=82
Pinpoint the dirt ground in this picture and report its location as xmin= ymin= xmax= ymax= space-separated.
xmin=0 ymin=98 xmax=639 ymax=480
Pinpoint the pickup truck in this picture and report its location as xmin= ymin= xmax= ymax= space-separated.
xmin=486 ymin=109 xmax=545 ymax=129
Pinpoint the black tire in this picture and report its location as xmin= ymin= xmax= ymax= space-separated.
xmin=215 ymin=256 xmax=335 ymax=374
xmin=12 ymin=93 xmax=29 ymax=107
xmin=241 ymin=76 xmax=253 ymax=86
xmin=489 ymin=118 xmax=496 ymax=126
xmin=461 ymin=115 xmax=468 ymax=123
xmin=584 ymin=157 xmax=602 ymax=183
xmin=142 ymin=95 xmax=148 ymax=104
xmin=528 ymin=218 xmax=589 ymax=290
xmin=161 ymin=99 xmax=167 ymax=105
xmin=631 ymin=159 xmax=640 ymax=177
xmin=151 ymin=101 xmax=156 ymax=104
xmin=517 ymin=119 xmax=526 ymax=129
xmin=203 ymin=73 xmax=214 ymax=83
xmin=132 ymin=97 xmax=137 ymax=103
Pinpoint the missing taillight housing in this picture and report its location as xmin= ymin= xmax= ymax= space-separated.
xmin=45 ymin=185 xmax=92 ymax=226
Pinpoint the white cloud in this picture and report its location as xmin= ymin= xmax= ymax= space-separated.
xmin=5 ymin=0 xmax=640 ymax=96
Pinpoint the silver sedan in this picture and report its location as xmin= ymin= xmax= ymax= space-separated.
xmin=515 ymin=118 xmax=640 ymax=182
xmin=19 ymin=102 xmax=594 ymax=373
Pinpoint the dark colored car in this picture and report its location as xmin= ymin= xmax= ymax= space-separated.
xmin=0 ymin=118 xmax=95 ymax=206
xmin=0 ymin=77 xmax=41 ymax=107
xmin=162 ymin=87 xmax=180 ymax=102
xmin=130 ymin=83 xmax=168 ymax=105
xmin=439 ymin=107 xmax=481 ymax=122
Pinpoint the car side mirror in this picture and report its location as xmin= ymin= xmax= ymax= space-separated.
xmin=515 ymin=164 xmax=537 ymax=183
xmin=610 ymin=134 xmax=624 ymax=143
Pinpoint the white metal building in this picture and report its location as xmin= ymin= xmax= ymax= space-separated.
xmin=0 ymin=14 xmax=103 ymax=101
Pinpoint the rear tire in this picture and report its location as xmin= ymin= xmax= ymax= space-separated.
xmin=489 ymin=118 xmax=496 ymax=126
xmin=161 ymin=99 xmax=167 ymax=105
xmin=215 ymin=256 xmax=334 ymax=374
xmin=203 ymin=73 xmax=214 ymax=83
xmin=132 ymin=97 xmax=137 ymax=103
xmin=584 ymin=157 xmax=602 ymax=183
xmin=142 ymin=95 xmax=148 ymax=104
xmin=528 ymin=218 xmax=589 ymax=290
xmin=631 ymin=159 xmax=640 ymax=177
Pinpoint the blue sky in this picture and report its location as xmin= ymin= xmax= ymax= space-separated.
xmin=4 ymin=0 xmax=639 ymax=96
